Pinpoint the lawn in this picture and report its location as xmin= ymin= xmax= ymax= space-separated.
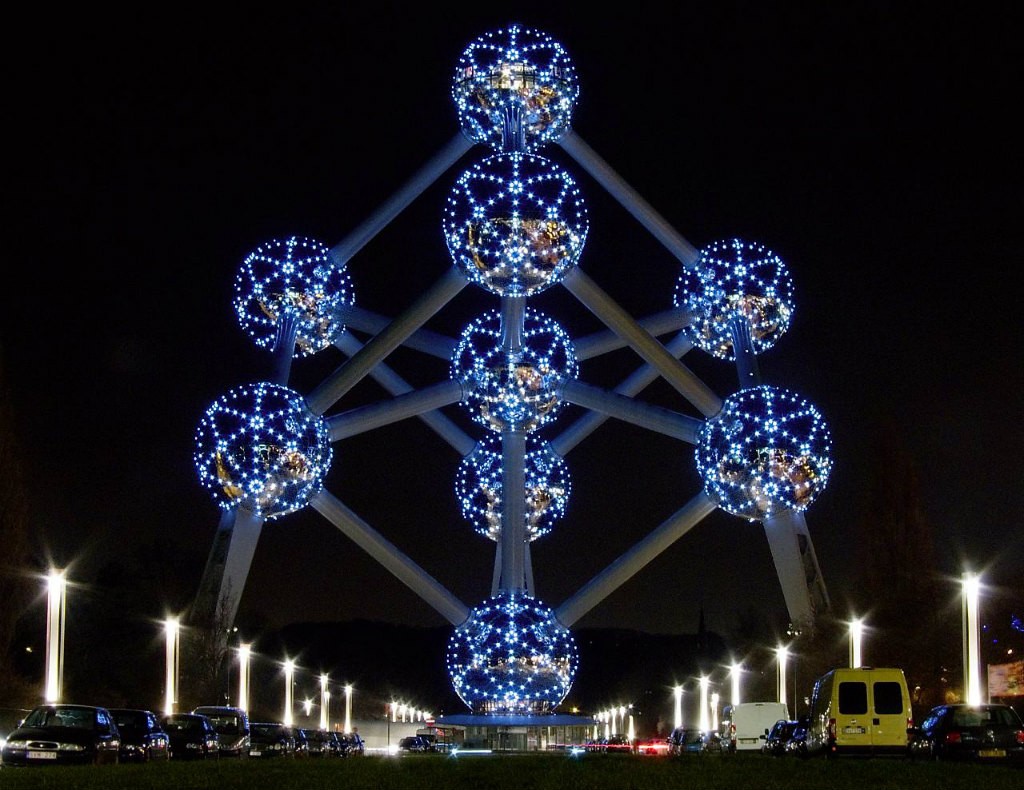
xmin=0 ymin=752 xmax=1019 ymax=790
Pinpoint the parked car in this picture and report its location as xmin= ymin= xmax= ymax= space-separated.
xmin=668 ymin=727 xmax=711 ymax=755
xmin=191 ymin=705 xmax=249 ymax=757
xmin=289 ymin=726 xmax=310 ymax=757
xmin=762 ymin=719 xmax=800 ymax=756
xmin=398 ymin=735 xmax=430 ymax=752
xmin=248 ymin=722 xmax=296 ymax=758
xmin=785 ymin=722 xmax=809 ymax=758
xmin=603 ymin=734 xmax=633 ymax=753
xmin=0 ymin=704 xmax=121 ymax=766
xmin=302 ymin=728 xmax=337 ymax=756
xmin=910 ymin=703 xmax=1024 ymax=765
xmin=108 ymin=708 xmax=170 ymax=763
xmin=634 ymin=736 xmax=671 ymax=755
xmin=161 ymin=712 xmax=219 ymax=759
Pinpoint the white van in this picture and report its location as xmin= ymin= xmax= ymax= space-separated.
xmin=804 ymin=667 xmax=912 ymax=758
xmin=722 ymin=701 xmax=790 ymax=752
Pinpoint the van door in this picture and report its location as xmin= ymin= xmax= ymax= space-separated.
xmin=869 ymin=679 xmax=908 ymax=748
xmin=836 ymin=680 xmax=872 ymax=749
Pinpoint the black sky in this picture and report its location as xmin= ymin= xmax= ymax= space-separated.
xmin=3 ymin=3 xmax=1021 ymax=641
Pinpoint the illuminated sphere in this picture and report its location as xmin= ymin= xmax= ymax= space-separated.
xmin=233 ymin=236 xmax=355 ymax=357
xmin=193 ymin=382 xmax=333 ymax=520
xmin=456 ymin=434 xmax=571 ymax=542
xmin=452 ymin=24 xmax=578 ymax=151
xmin=447 ymin=592 xmax=578 ymax=715
xmin=444 ymin=152 xmax=588 ymax=297
xmin=674 ymin=238 xmax=794 ymax=360
xmin=451 ymin=307 xmax=578 ymax=432
xmin=695 ymin=385 xmax=832 ymax=521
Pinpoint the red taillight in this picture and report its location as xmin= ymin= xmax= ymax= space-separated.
xmin=1014 ymin=730 xmax=1024 ymax=745
xmin=944 ymin=732 xmax=962 ymax=744
xmin=827 ymin=718 xmax=836 ymax=740
xmin=728 ymin=724 xmax=735 ymax=737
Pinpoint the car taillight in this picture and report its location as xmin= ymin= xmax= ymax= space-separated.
xmin=1014 ymin=730 xmax=1024 ymax=745
xmin=728 ymin=724 xmax=735 ymax=738
xmin=827 ymin=718 xmax=836 ymax=740
xmin=944 ymin=732 xmax=962 ymax=744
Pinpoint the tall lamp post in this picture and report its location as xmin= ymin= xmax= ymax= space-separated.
xmin=849 ymin=618 xmax=864 ymax=668
xmin=238 ymin=644 xmax=251 ymax=713
xmin=164 ymin=618 xmax=179 ymax=715
xmin=698 ymin=676 xmax=709 ymax=732
xmin=710 ymin=692 xmax=720 ymax=732
xmin=730 ymin=662 xmax=742 ymax=707
xmin=283 ymin=660 xmax=295 ymax=726
xmin=320 ymin=674 xmax=330 ymax=731
xmin=962 ymin=572 xmax=983 ymax=705
xmin=44 ymin=570 xmax=67 ymax=704
xmin=344 ymin=684 xmax=353 ymax=733
xmin=776 ymin=646 xmax=789 ymax=713
xmin=673 ymin=685 xmax=683 ymax=729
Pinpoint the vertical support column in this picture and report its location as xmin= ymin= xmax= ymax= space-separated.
xmin=500 ymin=431 xmax=528 ymax=593
xmin=730 ymin=315 xmax=760 ymax=390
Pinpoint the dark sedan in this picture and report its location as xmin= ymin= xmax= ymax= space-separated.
xmin=248 ymin=722 xmax=296 ymax=758
xmin=108 ymin=708 xmax=170 ymax=763
xmin=0 ymin=704 xmax=120 ymax=766
xmin=762 ymin=719 xmax=799 ymax=756
xmin=161 ymin=713 xmax=219 ymax=759
xmin=910 ymin=703 xmax=1024 ymax=765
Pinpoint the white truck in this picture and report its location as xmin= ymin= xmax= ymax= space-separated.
xmin=722 ymin=701 xmax=790 ymax=752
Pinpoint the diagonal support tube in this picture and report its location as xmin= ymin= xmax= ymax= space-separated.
xmin=310 ymin=489 xmax=470 ymax=626
xmin=555 ymin=491 xmax=718 ymax=627
xmin=326 ymin=379 xmax=464 ymax=441
xmin=559 ymin=379 xmax=703 ymax=444
xmin=573 ymin=308 xmax=692 ymax=360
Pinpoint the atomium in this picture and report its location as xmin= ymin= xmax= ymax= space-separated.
xmin=674 ymin=238 xmax=794 ymax=360
xmin=695 ymin=384 xmax=833 ymax=521
xmin=193 ymin=381 xmax=332 ymax=519
xmin=456 ymin=433 xmax=571 ymax=542
xmin=451 ymin=307 xmax=578 ymax=432
xmin=446 ymin=591 xmax=578 ymax=714
xmin=444 ymin=151 xmax=588 ymax=297
xmin=233 ymin=236 xmax=354 ymax=357
xmin=452 ymin=23 xmax=579 ymax=152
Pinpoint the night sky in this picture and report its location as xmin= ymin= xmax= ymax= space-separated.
xmin=3 ymin=4 xmax=1020 ymax=642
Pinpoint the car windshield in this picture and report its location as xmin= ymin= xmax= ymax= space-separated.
xmin=112 ymin=711 xmax=147 ymax=730
xmin=23 ymin=706 xmax=94 ymax=729
xmin=164 ymin=717 xmax=204 ymax=733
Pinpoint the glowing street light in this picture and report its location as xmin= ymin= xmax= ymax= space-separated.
xmin=776 ymin=646 xmax=789 ymax=712
xmin=283 ymin=660 xmax=295 ymax=726
xmin=729 ymin=662 xmax=742 ymax=706
xmin=320 ymin=674 xmax=330 ymax=731
xmin=163 ymin=618 xmax=179 ymax=715
xmin=711 ymin=692 xmax=720 ymax=732
xmin=45 ymin=570 xmax=67 ymax=704
xmin=673 ymin=685 xmax=683 ymax=729
xmin=238 ymin=644 xmax=251 ymax=713
xmin=345 ymin=684 xmax=353 ymax=733
xmin=699 ymin=676 xmax=710 ymax=732
xmin=849 ymin=618 xmax=864 ymax=668
xmin=963 ymin=572 xmax=983 ymax=705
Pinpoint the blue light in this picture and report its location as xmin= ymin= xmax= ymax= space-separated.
xmin=193 ymin=382 xmax=333 ymax=519
xmin=447 ymin=592 xmax=578 ymax=714
xmin=445 ymin=152 xmax=588 ymax=296
xmin=233 ymin=236 xmax=354 ymax=357
xmin=451 ymin=307 xmax=578 ymax=432
xmin=456 ymin=434 xmax=571 ymax=541
xmin=674 ymin=238 xmax=794 ymax=360
xmin=452 ymin=24 xmax=578 ymax=151
xmin=696 ymin=385 xmax=832 ymax=521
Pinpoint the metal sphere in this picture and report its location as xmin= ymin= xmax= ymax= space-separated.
xmin=456 ymin=434 xmax=571 ymax=542
xmin=444 ymin=152 xmax=588 ymax=297
xmin=446 ymin=592 xmax=578 ymax=715
xmin=452 ymin=24 xmax=578 ymax=151
xmin=451 ymin=307 xmax=578 ymax=433
xmin=674 ymin=238 xmax=794 ymax=360
xmin=233 ymin=236 xmax=354 ymax=357
xmin=193 ymin=381 xmax=333 ymax=519
xmin=695 ymin=385 xmax=833 ymax=521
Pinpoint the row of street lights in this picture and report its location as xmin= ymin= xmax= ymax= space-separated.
xmin=40 ymin=568 xmax=992 ymax=718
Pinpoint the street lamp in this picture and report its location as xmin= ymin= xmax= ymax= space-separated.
xmin=710 ymin=692 xmax=720 ymax=732
xmin=963 ymin=572 xmax=983 ymax=705
xmin=344 ymin=684 xmax=353 ymax=733
xmin=776 ymin=646 xmax=789 ymax=713
xmin=45 ymin=570 xmax=66 ymax=704
xmin=164 ymin=618 xmax=179 ymax=715
xmin=283 ymin=660 xmax=295 ymax=726
xmin=238 ymin=643 xmax=251 ymax=713
xmin=698 ymin=676 xmax=709 ymax=732
xmin=729 ymin=661 xmax=742 ymax=706
xmin=320 ymin=674 xmax=330 ymax=731
xmin=849 ymin=617 xmax=864 ymax=668
xmin=673 ymin=685 xmax=683 ymax=729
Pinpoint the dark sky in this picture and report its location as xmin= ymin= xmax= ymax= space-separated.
xmin=3 ymin=4 xmax=1020 ymax=643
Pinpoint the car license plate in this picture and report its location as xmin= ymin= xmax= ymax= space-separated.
xmin=842 ymin=726 xmax=865 ymax=734
xmin=28 ymin=751 xmax=58 ymax=760
xmin=978 ymin=749 xmax=1005 ymax=758
xmin=249 ymin=749 xmax=261 ymax=756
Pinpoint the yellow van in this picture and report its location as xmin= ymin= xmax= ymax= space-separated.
xmin=805 ymin=667 xmax=913 ymax=758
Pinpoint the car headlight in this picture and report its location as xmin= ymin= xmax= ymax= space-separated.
xmin=4 ymin=739 xmax=27 ymax=749
xmin=58 ymin=743 xmax=87 ymax=752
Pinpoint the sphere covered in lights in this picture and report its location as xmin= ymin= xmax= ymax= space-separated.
xmin=452 ymin=24 xmax=578 ymax=151
xmin=674 ymin=238 xmax=794 ymax=360
xmin=444 ymin=152 xmax=588 ymax=297
xmin=452 ymin=308 xmax=578 ymax=432
xmin=193 ymin=382 xmax=332 ymax=519
xmin=234 ymin=236 xmax=355 ymax=357
xmin=447 ymin=592 xmax=578 ymax=714
xmin=456 ymin=434 xmax=571 ymax=541
xmin=696 ymin=385 xmax=832 ymax=521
